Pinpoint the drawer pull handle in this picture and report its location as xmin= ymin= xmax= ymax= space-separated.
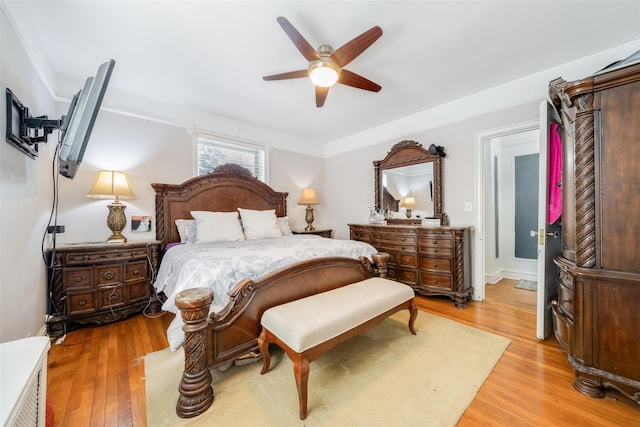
xmin=133 ymin=269 xmax=140 ymax=275
xmin=401 ymin=238 xmax=405 ymax=241
xmin=109 ymin=292 xmax=120 ymax=301
xmin=400 ymin=246 xmax=406 ymax=251
xmin=79 ymin=300 xmax=86 ymax=306
xmin=432 ymin=280 xmax=438 ymax=284
xmin=103 ymin=271 xmax=116 ymax=280
xmin=433 ymin=240 xmax=437 ymax=244
xmin=432 ymin=263 xmax=438 ymax=268
xmin=74 ymin=277 xmax=82 ymax=282
xmin=433 ymin=249 xmax=438 ymax=253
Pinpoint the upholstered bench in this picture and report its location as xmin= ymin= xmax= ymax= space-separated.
xmin=257 ymin=277 xmax=417 ymax=420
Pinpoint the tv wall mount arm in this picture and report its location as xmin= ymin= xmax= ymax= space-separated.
xmin=6 ymin=88 xmax=62 ymax=158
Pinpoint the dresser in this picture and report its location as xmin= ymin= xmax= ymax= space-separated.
xmin=548 ymin=56 xmax=640 ymax=403
xmin=46 ymin=241 xmax=161 ymax=337
xmin=349 ymin=224 xmax=472 ymax=307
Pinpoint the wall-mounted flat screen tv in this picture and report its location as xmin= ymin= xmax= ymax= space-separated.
xmin=58 ymin=59 xmax=115 ymax=179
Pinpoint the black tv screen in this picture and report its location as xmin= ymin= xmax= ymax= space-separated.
xmin=58 ymin=59 xmax=115 ymax=179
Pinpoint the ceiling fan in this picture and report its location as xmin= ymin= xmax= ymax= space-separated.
xmin=263 ymin=16 xmax=383 ymax=108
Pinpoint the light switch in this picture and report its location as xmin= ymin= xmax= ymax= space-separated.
xmin=464 ymin=202 xmax=473 ymax=212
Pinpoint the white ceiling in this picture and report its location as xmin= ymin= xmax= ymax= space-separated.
xmin=3 ymin=1 xmax=640 ymax=152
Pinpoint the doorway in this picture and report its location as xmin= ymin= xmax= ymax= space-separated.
xmin=474 ymin=120 xmax=540 ymax=304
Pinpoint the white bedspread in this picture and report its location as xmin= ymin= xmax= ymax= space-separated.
xmin=154 ymin=235 xmax=377 ymax=350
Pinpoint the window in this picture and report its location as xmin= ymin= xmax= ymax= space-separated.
xmin=196 ymin=133 xmax=267 ymax=182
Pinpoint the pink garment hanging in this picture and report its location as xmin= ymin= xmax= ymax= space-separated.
xmin=547 ymin=123 xmax=562 ymax=224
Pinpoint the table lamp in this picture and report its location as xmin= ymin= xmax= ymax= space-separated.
xmin=87 ymin=170 xmax=136 ymax=243
xmin=298 ymin=188 xmax=319 ymax=231
xmin=403 ymin=196 xmax=416 ymax=218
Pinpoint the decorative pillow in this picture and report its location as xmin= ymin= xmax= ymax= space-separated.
xmin=276 ymin=216 xmax=293 ymax=236
xmin=175 ymin=219 xmax=197 ymax=244
xmin=190 ymin=211 xmax=245 ymax=243
xmin=238 ymin=208 xmax=282 ymax=239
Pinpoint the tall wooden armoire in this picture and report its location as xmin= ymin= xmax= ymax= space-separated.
xmin=549 ymin=52 xmax=640 ymax=404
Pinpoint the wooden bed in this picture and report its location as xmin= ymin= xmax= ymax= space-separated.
xmin=151 ymin=164 xmax=389 ymax=417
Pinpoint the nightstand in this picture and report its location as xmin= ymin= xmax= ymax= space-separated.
xmin=292 ymin=229 xmax=333 ymax=238
xmin=45 ymin=240 xmax=161 ymax=337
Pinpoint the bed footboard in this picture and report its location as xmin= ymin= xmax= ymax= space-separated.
xmin=174 ymin=253 xmax=390 ymax=418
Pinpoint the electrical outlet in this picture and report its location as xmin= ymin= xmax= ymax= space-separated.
xmin=464 ymin=202 xmax=473 ymax=212
xmin=47 ymin=225 xmax=65 ymax=234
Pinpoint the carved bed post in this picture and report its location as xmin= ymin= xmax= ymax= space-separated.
xmin=175 ymin=288 xmax=214 ymax=418
xmin=372 ymin=252 xmax=390 ymax=278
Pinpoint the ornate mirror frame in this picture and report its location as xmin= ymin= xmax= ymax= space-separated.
xmin=374 ymin=140 xmax=448 ymax=225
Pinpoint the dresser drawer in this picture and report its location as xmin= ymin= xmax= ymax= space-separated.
xmin=419 ymin=245 xmax=453 ymax=256
xmin=388 ymin=252 xmax=417 ymax=268
xmin=350 ymin=228 xmax=371 ymax=242
xmin=62 ymin=267 xmax=93 ymax=291
xmin=125 ymin=260 xmax=148 ymax=282
xmin=387 ymin=267 xmax=417 ymax=285
xmin=419 ymin=257 xmax=452 ymax=273
xmin=67 ymin=292 xmax=96 ymax=315
xmin=419 ymin=231 xmax=453 ymax=246
xmin=419 ymin=272 xmax=452 ymax=290
xmin=95 ymin=264 xmax=123 ymax=286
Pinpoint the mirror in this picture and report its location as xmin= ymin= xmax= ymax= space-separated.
xmin=374 ymin=140 xmax=448 ymax=225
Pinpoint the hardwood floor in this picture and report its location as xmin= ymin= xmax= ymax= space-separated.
xmin=46 ymin=281 xmax=639 ymax=426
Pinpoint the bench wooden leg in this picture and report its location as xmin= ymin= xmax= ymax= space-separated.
xmin=258 ymin=328 xmax=271 ymax=374
xmin=408 ymin=300 xmax=418 ymax=335
xmin=293 ymin=355 xmax=310 ymax=420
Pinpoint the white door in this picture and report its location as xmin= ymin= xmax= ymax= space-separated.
xmin=536 ymin=101 xmax=562 ymax=339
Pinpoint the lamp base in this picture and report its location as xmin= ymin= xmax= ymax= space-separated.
xmin=304 ymin=205 xmax=315 ymax=231
xmin=106 ymin=203 xmax=128 ymax=243
xmin=405 ymin=209 xmax=412 ymax=218
xmin=107 ymin=232 xmax=127 ymax=243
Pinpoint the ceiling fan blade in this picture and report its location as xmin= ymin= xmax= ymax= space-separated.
xmin=263 ymin=70 xmax=309 ymax=81
xmin=338 ymin=69 xmax=381 ymax=92
xmin=276 ymin=17 xmax=320 ymax=62
xmin=315 ymin=86 xmax=329 ymax=107
xmin=331 ymin=26 xmax=383 ymax=68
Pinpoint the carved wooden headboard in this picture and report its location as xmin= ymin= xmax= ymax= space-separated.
xmin=151 ymin=164 xmax=288 ymax=248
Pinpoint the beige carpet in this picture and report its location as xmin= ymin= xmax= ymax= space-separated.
xmin=145 ymin=311 xmax=510 ymax=427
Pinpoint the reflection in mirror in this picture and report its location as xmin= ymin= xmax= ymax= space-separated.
xmin=382 ymin=163 xmax=434 ymax=218
xmin=374 ymin=140 xmax=448 ymax=225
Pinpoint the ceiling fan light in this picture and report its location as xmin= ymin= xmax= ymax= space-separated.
xmin=309 ymin=61 xmax=340 ymax=87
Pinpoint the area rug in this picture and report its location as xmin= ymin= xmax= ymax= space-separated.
xmin=515 ymin=279 xmax=538 ymax=291
xmin=145 ymin=311 xmax=510 ymax=427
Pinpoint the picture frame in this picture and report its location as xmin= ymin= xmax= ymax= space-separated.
xmin=131 ymin=215 xmax=152 ymax=233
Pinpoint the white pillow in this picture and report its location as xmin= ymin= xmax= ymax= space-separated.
xmin=238 ymin=208 xmax=282 ymax=239
xmin=191 ymin=211 xmax=245 ymax=243
xmin=276 ymin=216 xmax=293 ymax=236
xmin=175 ymin=219 xmax=196 ymax=244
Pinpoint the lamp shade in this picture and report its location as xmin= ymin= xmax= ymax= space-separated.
xmin=87 ymin=170 xmax=136 ymax=201
xmin=403 ymin=196 xmax=416 ymax=207
xmin=298 ymin=188 xmax=319 ymax=205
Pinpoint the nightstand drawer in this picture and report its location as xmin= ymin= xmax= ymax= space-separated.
xmin=62 ymin=267 xmax=93 ymax=291
xmin=125 ymin=261 xmax=148 ymax=282
xmin=95 ymin=264 xmax=123 ymax=285
xmin=67 ymin=292 xmax=96 ymax=315
xmin=129 ymin=280 xmax=150 ymax=303
xmin=98 ymin=284 xmax=127 ymax=309
xmin=65 ymin=248 xmax=148 ymax=265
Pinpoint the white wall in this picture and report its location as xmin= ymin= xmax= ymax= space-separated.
xmin=1 ymin=7 xmax=57 ymax=342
